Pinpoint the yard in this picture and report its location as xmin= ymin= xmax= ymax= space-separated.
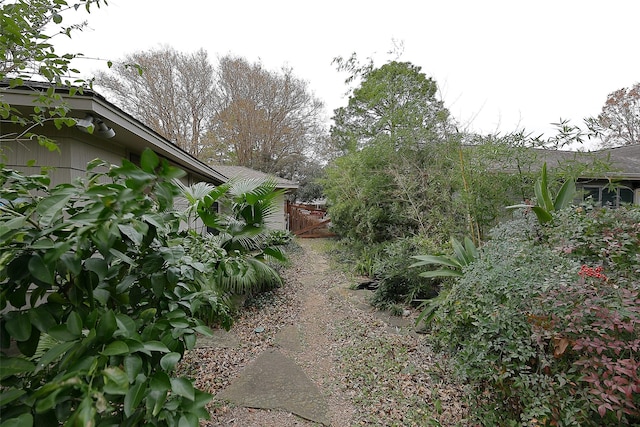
xmin=183 ymin=238 xmax=467 ymax=426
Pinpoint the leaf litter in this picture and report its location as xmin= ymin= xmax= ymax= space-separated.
xmin=178 ymin=239 xmax=468 ymax=426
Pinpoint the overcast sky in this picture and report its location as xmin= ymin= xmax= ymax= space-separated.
xmin=57 ymin=0 xmax=640 ymax=141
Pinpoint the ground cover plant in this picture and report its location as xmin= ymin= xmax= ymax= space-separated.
xmin=0 ymin=149 xmax=288 ymax=426
xmin=426 ymin=204 xmax=640 ymax=426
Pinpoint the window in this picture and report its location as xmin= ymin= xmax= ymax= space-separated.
xmin=582 ymin=185 xmax=634 ymax=208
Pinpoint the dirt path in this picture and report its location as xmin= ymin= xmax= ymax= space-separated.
xmin=182 ymin=238 xmax=466 ymax=426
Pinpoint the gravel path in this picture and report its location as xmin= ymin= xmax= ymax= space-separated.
xmin=181 ymin=238 xmax=467 ymax=426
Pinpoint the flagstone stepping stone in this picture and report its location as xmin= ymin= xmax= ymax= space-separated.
xmin=217 ymin=349 xmax=329 ymax=426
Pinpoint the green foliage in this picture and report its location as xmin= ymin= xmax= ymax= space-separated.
xmin=410 ymin=236 xmax=478 ymax=325
xmin=508 ymin=162 xmax=577 ymax=224
xmin=431 ymin=205 xmax=640 ymax=426
xmin=411 ymin=236 xmax=478 ymax=279
xmin=207 ymin=179 xmax=287 ymax=295
xmin=543 ymin=204 xmax=640 ymax=282
xmin=324 ymin=61 xmax=547 ymax=310
xmin=263 ymin=229 xmax=294 ymax=247
xmin=458 ymin=133 xmax=540 ymax=238
xmin=0 ymin=150 xmax=234 ymax=426
xmin=1 ymin=0 xmax=106 ymax=83
xmin=331 ymin=60 xmax=452 ymax=153
xmin=1 ymin=0 xmax=109 ymax=149
xmin=322 ymin=142 xmax=397 ymax=244
xmin=325 ymin=60 xmax=463 ymax=245
xmin=355 ymin=236 xmax=441 ymax=310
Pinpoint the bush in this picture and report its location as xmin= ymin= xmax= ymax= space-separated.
xmin=534 ymin=267 xmax=640 ymax=424
xmin=363 ymin=236 xmax=442 ymax=310
xmin=0 ymin=151 xmax=232 ymax=426
xmin=544 ymin=204 xmax=640 ymax=282
xmin=432 ymin=218 xmax=580 ymax=425
xmin=431 ymin=206 xmax=640 ymax=426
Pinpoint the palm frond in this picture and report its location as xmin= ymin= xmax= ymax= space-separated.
xmin=228 ymin=178 xmax=277 ymax=200
xmin=175 ymin=180 xmax=217 ymax=205
xmin=261 ymin=246 xmax=288 ymax=263
xmin=214 ymin=256 xmax=282 ymax=295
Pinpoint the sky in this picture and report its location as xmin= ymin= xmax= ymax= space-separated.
xmin=56 ymin=0 xmax=640 ymax=142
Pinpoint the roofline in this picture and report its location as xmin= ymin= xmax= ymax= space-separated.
xmin=1 ymin=80 xmax=228 ymax=183
xmin=579 ymin=173 xmax=640 ymax=180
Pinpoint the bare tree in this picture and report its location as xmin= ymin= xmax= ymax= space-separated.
xmin=591 ymin=82 xmax=640 ymax=147
xmin=207 ymin=55 xmax=326 ymax=178
xmin=95 ymin=46 xmax=216 ymax=156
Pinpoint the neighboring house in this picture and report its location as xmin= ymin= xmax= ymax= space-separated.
xmin=0 ymin=81 xmax=296 ymax=230
xmin=535 ymin=145 xmax=640 ymax=207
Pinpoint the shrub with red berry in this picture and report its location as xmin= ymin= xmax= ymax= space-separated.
xmin=537 ymin=265 xmax=640 ymax=424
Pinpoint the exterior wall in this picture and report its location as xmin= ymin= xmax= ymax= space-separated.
xmin=1 ymin=123 xmax=213 ymax=234
xmin=1 ymin=123 xmax=124 ymax=180
xmin=1 ymin=113 xmax=290 ymax=234
xmin=265 ymin=192 xmax=287 ymax=231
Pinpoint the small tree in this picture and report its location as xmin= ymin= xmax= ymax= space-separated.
xmin=324 ymin=59 xmax=462 ymax=244
xmin=1 ymin=0 xmax=109 ymax=151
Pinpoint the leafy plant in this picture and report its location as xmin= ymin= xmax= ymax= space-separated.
xmin=410 ymin=236 xmax=478 ymax=325
xmin=176 ymin=177 xmax=289 ymax=297
xmin=431 ymin=206 xmax=640 ymax=426
xmin=1 ymin=0 xmax=111 ymax=151
xmin=536 ymin=269 xmax=640 ymax=423
xmin=365 ymin=236 xmax=441 ymax=310
xmin=411 ymin=236 xmax=478 ymax=278
xmin=544 ymin=204 xmax=640 ymax=281
xmin=0 ymin=150 xmax=232 ymax=426
xmin=508 ymin=162 xmax=577 ymax=223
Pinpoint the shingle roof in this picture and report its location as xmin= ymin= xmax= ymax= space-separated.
xmin=536 ymin=144 xmax=640 ymax=179
xmin=481 ymin=142 xmax=640 ymax=181
xmin=599 ymin=144 xmax=640 ymax=177
xmin=211 ymin=165 xmax=298 ymax=190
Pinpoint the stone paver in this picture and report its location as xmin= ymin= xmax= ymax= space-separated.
xmin=216 ymin=349 xmax=329 ymax=426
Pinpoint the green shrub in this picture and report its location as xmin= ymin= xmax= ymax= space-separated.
xmin=369 ymin=235 xmax=441 ymax=310
xmin=432 ymin=222 xmax=579 ymax=424
xmin=264 ymin=229 xmax=294 ymax=247
xmin=0 ymin=151 xmax=232 ymax=426
xmin=432 ymin=207 xmax=640 ymax=426
xmin=178 ymin=178 xmax=289 ymax=297
xmin=543 ymin=204 xmax=640 ymax=282
xmin=411 ymin=236 xmax=479 ymax=325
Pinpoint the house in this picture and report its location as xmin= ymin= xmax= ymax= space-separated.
xmin=534 ymin=145 xmax=640 ymax=207
xmin=488 ymin=142 xmax=640 ymax=207
xmin=0 ymin=81 xmax=297 ymax=230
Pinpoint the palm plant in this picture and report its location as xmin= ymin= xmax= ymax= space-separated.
xmin=174 ymin=180 xmax=229 ymax=228
xmin=177 ymin=178 xmax=288 ymax=296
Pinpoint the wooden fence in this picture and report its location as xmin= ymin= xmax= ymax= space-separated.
xmin=287 ymin=202 xmax=335 ymax=238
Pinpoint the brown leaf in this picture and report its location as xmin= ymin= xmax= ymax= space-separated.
xmin=553 ymin=336 xmax=570 ymax=358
